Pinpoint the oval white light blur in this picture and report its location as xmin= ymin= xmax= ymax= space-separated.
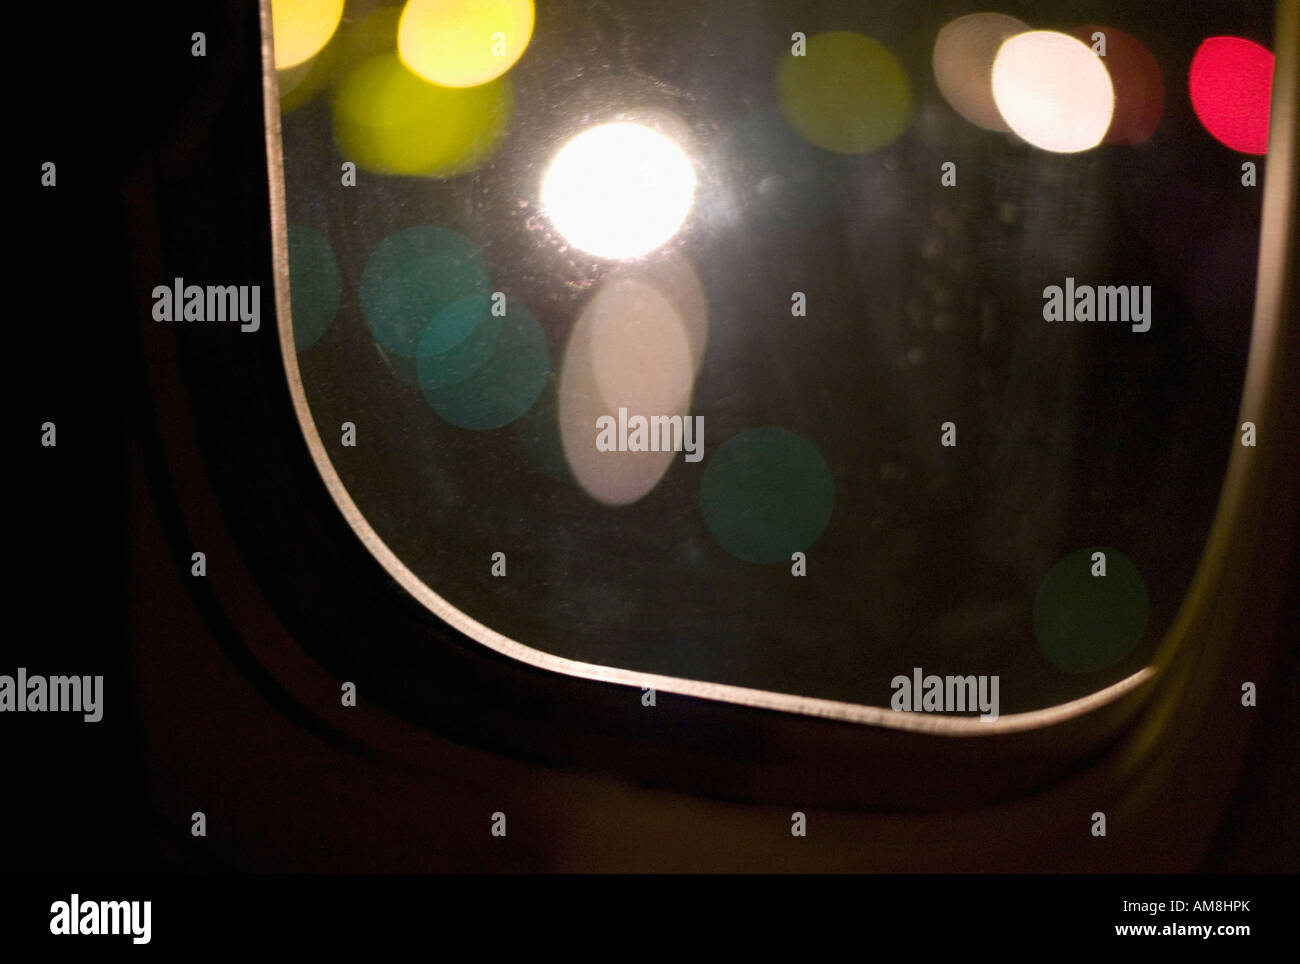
xmin=541 ymin=122 xmax=696 ymax=261
xmin=991 ymin=31 xmax=1114 ymax=153
xmin=558 ymin=276 xmax=695 ymax=506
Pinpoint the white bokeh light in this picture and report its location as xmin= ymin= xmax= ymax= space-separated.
xmin=558 ymin=270 xmax=700 ymax=506
xmin=932 ymin=12 xmax=1028 ymax=132
xmin=991 ymin=31 xmax=1114 ymax=153
xmin=541 ymin=122 xmax=696 ymax=260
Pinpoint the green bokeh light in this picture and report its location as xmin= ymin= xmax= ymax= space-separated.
xmin=1034 ymin=547 xmax=1149 ymax=673
xmin=700 ymin=427 xmax=835 ymax=564
xmin=333 ymin=52 xmax=513 ymax=178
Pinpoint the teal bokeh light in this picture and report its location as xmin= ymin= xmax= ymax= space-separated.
xmin=700 ymin=427 xmax=835 ymax=564
xmin=416 ymin=296 xmax=505 ymax=390
xmin=360 ymin=225 xmax=491 ymax=358
xmin=421 ymin=299 xmax=549 ymax=430
xmin=288 ymin=224 xmax=342 ymax=351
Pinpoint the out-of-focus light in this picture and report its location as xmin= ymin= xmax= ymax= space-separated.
xmin=541 ymin=122 xmax=696 ymax=261
xmin=521 ymin=254 xmax=707 ymax=488
xmin=778 ymin=31 xmax=912 ymax=154
xmin=287 ymin=224 xmax=341 ymax=351
xmin=620 ymin=254 xmax=709 ymax=371
xmin=278 ymin=55 xmax=328 ymax=112
xmin=932 ymin=13 xmax=1028 ymax=132
xmin=271 ymin=0 xmax=345 ymax=70
xmin=420 ymin=298 xmax=549 ymax=431
xmin=700 ymin=428 xmax=834 ymax=564
xmin=1034 ymin=548 xmax=1148 ymax=672
xmin=1189 ymin=36 xmax=1274 ymax=155
xmin=329 ymin=6 xmax=402 ymax=76
xmin=589 ymin=280 xmax=695 ymax=418
xmin=992 ymin=31 xmax=1114 ymax=153
xmin=397 ymin=0 xmax=534 ymax=88
xmin=559 ymin=274 xmax=698 ymax=505
xmin=1069 ymin=26 xmax=1164 ymax=145
xmin=415 ymin=296 xmax=503 ymax=390
xmin=359 ymin=225 xmax=490 ymax=358
xmin=279 ymin=6 xmax=402 ymax=113
xmin=334 ymin=53 xmax=513 ymax=177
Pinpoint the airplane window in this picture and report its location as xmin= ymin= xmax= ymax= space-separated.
xmin=269 ymin=0 xmax=1275 ymax=726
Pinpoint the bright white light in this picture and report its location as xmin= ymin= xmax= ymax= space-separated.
xmin=541 ymin=122 xmax=696 ymax=261
xmin=991 ymin=31 xmax=1114 ymax=153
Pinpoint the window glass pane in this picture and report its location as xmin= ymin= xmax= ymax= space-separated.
xmin=271 ymin=0 xmax=1273 ymax=721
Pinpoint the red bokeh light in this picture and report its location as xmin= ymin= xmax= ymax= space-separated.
xmin=1070 ymin=25 xmax=1165 ymax=146
xmin=1189 ymin=36 xmax=1274 ymax=155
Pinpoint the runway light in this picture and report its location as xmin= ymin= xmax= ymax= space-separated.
xmin=398 ymin=0 xmax=535 ymax=88
xmin=992 ymin=30 xmax=1114 ymax=153
xmin=541 ymin=122 xmax=696 ymax=261
xmin=271 ymin=0 xmax=344 ymax=70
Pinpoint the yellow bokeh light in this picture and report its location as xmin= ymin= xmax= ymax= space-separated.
xmin=271 ymin=0 xmax=345 ymax=70
xmin=397 ymin=0 xmax=535 ymax=88
xmin=334 ymin=53 xmax=514 ymax=178
xmin=777 ymin=31 xmax=913 ymax=154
